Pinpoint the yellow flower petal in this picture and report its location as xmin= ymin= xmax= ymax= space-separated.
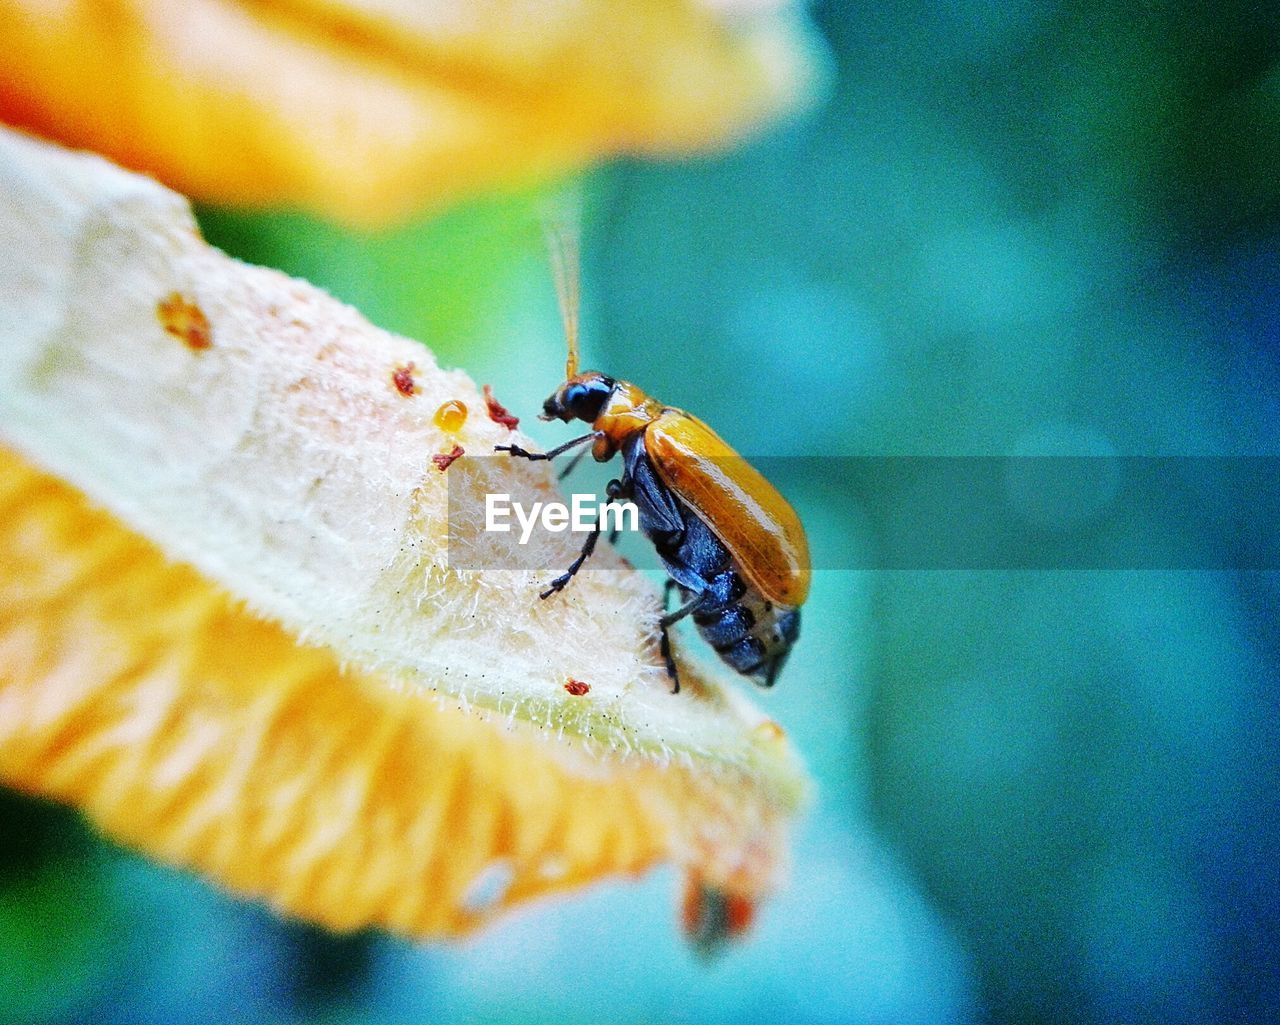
xmin=0 ymin=127 xmax=807 ymax=941
xmin=0 ymin=449 xmax=793 ymax=936
xmin=0 ymin=0 xmax=819 ymax=226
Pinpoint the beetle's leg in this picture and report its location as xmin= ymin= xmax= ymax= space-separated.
xmin=605 ymin=477 xmax=628 ymax=544
xmin=496 ymin=430 xmax=601 ymax=462
xmin=538 ymin=480 xmax=625 ymax=598
xmin=535 ymin=481 xmax=624 ymax=598
xmin=658 ymin=580 xmax=678 ymax=686
xmin=658 ymin=589 xmax=711 ymax=695
xmin=556 ymin=444 xmax=592 ymax=481
xmin=539 ymin=523 xmax=601 ymax=599
xmin=661 ymin=589 xmax=710 ymax=628
xmin=659 ymin=628 xmax=680 ymax=694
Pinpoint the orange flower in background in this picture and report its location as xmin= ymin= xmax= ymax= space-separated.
xmin=0 ymin=129 xmax=810 ymax=946
xmin=0 ymin=0 xmax=820 ymax=225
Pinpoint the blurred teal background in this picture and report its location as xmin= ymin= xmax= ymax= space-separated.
xmin=4 ymin=2 xmax=1279 ymax=1023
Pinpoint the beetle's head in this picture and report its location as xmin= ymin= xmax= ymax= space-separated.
xmin=540 ymin=371 xmax=615 ymax=424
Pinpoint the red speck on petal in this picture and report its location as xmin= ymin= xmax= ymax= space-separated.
xmin=483 ymin=384 xmax=519 ymax=429
xmin=392 ymin=362 xmax=417 ymax=396
xmin=564 ymin=679 xmax=591 ymax=696
xmin=432 ymin=444 xmax=464 ymax=471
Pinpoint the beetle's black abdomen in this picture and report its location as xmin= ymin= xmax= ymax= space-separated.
xmin=681 ymin=562 xmax=800 ymax=687
xmin=622 ymin=435 xmax=800 ymax=687
xmin=701 ymin=599 xmax=800 ymax=686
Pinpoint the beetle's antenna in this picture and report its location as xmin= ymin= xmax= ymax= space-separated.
xmin=542 ymin=198 xmax=581 ymax=380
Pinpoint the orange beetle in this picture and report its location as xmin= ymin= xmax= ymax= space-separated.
xmin=497 ymin=225 xmax=809 ymax=691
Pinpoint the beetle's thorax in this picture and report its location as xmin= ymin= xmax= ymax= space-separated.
xmin=592 ymin=380 xmax=664 ymax=460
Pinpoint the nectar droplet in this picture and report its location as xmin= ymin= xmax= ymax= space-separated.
xmin=433 ymin=399 xmax=468 ymax=432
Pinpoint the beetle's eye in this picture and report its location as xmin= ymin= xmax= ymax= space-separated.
xmin=563 ymin=379 xmax=612 ymax=422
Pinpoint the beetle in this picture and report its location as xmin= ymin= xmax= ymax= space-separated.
xmin=494 ymin=225 xmax=809 ymax=692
